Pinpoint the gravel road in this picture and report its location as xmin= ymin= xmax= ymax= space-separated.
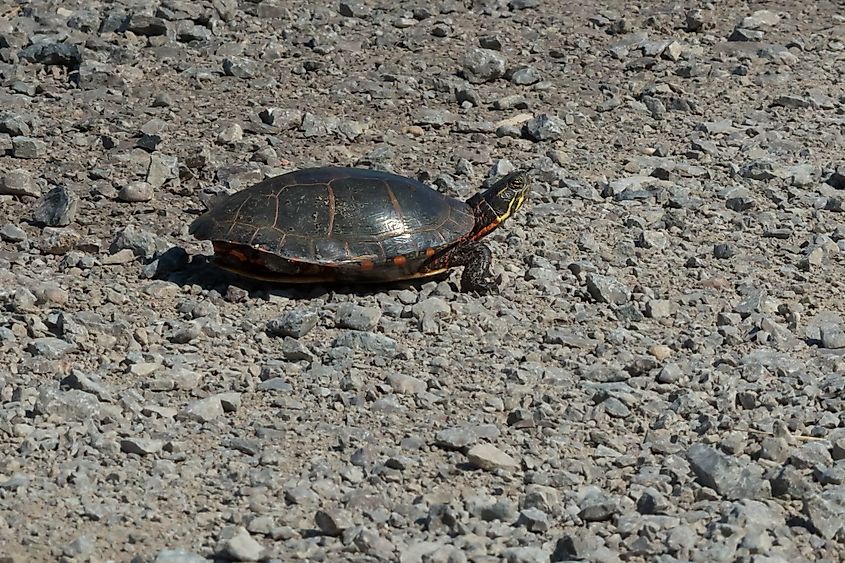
xmin=1 ymin=0 xmax=844 ymax=561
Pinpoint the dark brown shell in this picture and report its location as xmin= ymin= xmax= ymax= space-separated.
xmin=190 ymin=167 xmax=476 ymax=280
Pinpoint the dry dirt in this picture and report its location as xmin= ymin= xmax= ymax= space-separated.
xmin=1 ymin=1 xmax=845 ymax=562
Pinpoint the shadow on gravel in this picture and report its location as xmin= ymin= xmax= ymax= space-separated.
xmin=148 ymin=246 xmax=453 ymax=300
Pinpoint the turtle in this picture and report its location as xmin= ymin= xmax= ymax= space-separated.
xmin=189 ymin=166 xmax=530 ymax=293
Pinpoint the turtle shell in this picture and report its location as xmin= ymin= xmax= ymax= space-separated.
xmin=189 ymin=166 xmax=476 ymax=282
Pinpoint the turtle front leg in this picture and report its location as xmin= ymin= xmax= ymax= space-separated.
xmin=450 ymin=241 xmax=501 ymax=294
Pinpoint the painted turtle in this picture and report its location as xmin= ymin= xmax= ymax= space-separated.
xmin=189 ymin=166 xmax=530 ymax=293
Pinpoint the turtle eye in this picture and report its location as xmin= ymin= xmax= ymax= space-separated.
xmin=506 ymin=178 xmax=525 ymax=196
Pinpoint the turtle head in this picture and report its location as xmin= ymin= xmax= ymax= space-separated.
xmin=468 ymin=170 xmax=531 ymax=239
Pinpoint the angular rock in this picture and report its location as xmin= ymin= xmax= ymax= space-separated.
xmin=39 ymin=227 xmax=80 ymax=255
xmin=35 ymin=388 xmax=105 ymax=421
xmin=789 ymin=441 xmax=833 ymax=470
xmin=259 ymin=107 xmax=303 ymax=128
xmin=77 ymin=61 xmax=126 ymax=90
xmin=466 ymin=444 xmax=520 ymax=471
xmin=637 ymin=488 xmax=670 ymax=514
xmin=332 ymin=332 xmax=398 ymax=357
xmin=714 ymin=244 xmax=735 ymax=259
xmin=386 ymin=373 xmax=426 ymax=395
xmin=178 ymin=396 xmax=224 ymax=423
xmin=466 ymin=495 xmax=517 ymax=521
xmin=586 ymin=274 xmax=631 ymax=305
xmin=0 ymin=114 xmax=32 ymax=136
xmin=335 ymin=303 xmax=381 ymax=331
xmin=516 ymin=508 xmax=550 ymax=532
xmin=578 ymin=488 xmax=618 ymax=522
xmin=63 ymin=536 xmax=95 ymax=559
xmin=771 ymin=465 xmax=813 ymax=499
xmin=411 ymin=297 xmax=450 ymax=334
xmin=803 ymin=487 xmax=845 ymax=539
xmin=0 ymin=223 xmax=26 ymax=242
xmin=147 ymin=154 xmax=179 ymax=189
xmin=296 ymin=113 xmax=334 ymax=138
xmin=759 ymin=437 xmax=790 ymax=463
xmin=27 ymin=337 xmax=75 ymax=359
xmin=686 ymin=443 xmax=770 ymax=499
xmin=462 ymin=48 xmax=507 ymax=83
xmin=510 ymin=66 xmax=542 ymax=85
xmin=339 ymin=1 xmax=371 ymax=18
xmin=819 ymin=323 xmax=845 ymax=349
xmin=552 ymin=530 xmax=605 ymax=561
xmin=216 ymin=122 xmax=243 ymax=144
xmin=33 ymin=186 xmax=78 ymax=226
xmin=110 ymin=224 xmax=163 ymax=260
xmin=120 ymin=438 xmax=164 ymax=455
xmin=257 ymin=377 xmax=293 ymax=392
xmin=12 ymin=136 xmax=47 ymax=159
xmin=435 ymin=424 xmax=500 ymax=449
xmin=0 ymin=169 xmax=40 ymax=197
xmin=175 ymin=21 xmax=212 ymax=43
xmin=19 ymin=41 xmax=82 ymax=67
xmin=212 ymin=0 xmax=237 ymax=20
xmin=266 ymin=310 xmax=319 ymax=338
xmin=223 ymin=57 xmax=259 ymax=79
xmin=503 ymin=546 xmax=550 ymax=563
xmin=645 ymin=299 xmax=673 ymax=318
xmin=772 ymin=95 xmax=812 ymax=109
xmin=216 ymin=527 xmax=265 ymax=561
xmin=126 ymin=15 xmax=168 ymax=36
xmin=314 ymin=509 xmax=354 ymax=536
xmin=523 ymin=113 xmax=566 ymax=142
xmin=280 ymin=337 xmax=313 ymax=362
xmin=729 ymin=27 xmax=764 ymax=41
xmin=741 ymin=10 xmax=780 ymax=29
xmin=415 ymin=109 xmax=457 ymax=127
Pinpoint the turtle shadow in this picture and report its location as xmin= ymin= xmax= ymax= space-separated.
xmin=150 ymin=246 xmax=453 ymax=300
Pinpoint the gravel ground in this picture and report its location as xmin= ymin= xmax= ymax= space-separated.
xmin=1 ymin=0 xmax=845 ymax=561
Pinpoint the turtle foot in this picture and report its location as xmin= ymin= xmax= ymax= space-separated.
xmin=461 ymin=273 xmax=502 ymax=295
